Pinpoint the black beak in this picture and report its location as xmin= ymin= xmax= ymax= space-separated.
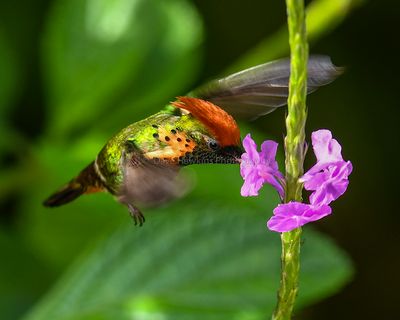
xmin=221 ymin=145 xmax=244 ymax=164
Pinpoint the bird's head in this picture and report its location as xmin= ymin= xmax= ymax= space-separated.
xmin=172 ymin=97 xmax=244 ymax=165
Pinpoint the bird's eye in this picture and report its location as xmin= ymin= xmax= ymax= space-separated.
xmin=207 ymin=139 xmax=219 ymax=150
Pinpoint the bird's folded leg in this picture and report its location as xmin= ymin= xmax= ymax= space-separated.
xmin=127 ymin=203 xmax=146 ymax=226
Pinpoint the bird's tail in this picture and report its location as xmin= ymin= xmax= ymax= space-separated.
xmin=43 ymin=161 xmax=104 ymax=207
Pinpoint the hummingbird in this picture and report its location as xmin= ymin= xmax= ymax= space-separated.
xmin=43 ymin=55 xmax=341 ymax=225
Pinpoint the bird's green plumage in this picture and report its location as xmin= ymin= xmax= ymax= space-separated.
xmin=95 ymin=106 xmax=210 ymax=193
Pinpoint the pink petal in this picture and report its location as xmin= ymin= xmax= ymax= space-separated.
xmin=259 ymin=169 xmax=285 ymax=200
xmin=309 ymin=177 xmax=349 ymax=205
xmin=260 ymin=140 xmax=279 ymax=165
xmin=240 ymin=172 xmax=264 ymax=196
xmin=267 ymin=202 xmax=332 ymax=232
xmin=242 ymin=134 xmax=259 ymax=164
xmin=239 ymin=133 xmax=285 ymax=198
xmin=312 ymin=129 xmax=343 ymax=164
xmin=240 ymin=154 xmax=254 ymax=178
xmin=306 ymin=160 xmax=353 ymax=206
xmin=302 ymin=170 xmax=330 ymax=191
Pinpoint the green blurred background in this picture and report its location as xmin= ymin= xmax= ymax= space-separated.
xmin=0 ymin=0 xmax=398 ymax=319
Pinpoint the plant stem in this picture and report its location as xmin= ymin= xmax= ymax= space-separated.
xmin=272 ymin=0 xmax=308 ymax=319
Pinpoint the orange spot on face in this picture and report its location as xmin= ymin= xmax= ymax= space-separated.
xmin=145 ymin=127 xmax=196 ymax=164
xmin=172 ymin=97 xmax=241 ymax=147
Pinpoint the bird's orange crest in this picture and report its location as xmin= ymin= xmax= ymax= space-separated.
xmin=172 ymin=97 xmax=241 ymax=147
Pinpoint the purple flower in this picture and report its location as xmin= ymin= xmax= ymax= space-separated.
xmin=267 ymin=202 xmax=332 ymax=232
xmin=240 ymin=129 xmax=352 ymax=233
xmin=300 ymin=130 xmax=353 ymax=206
xmin=240 ymin=134 xmax=284 ymax=199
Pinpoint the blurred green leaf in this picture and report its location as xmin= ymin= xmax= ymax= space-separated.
xmin=16 ymin=134 xmax=126 ymax=268
xmin=101 ymin=0 xmax=203 ymax=132
xmin=23 ymin=202 xmax=353 ymax=320
xmin=0 ymin=230 xmax=55 ymax=320
xmin=42 ymin=0 xmax=202 ymax=139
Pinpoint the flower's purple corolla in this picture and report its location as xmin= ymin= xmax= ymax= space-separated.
xmin=240 ymin=134 xmax=284 ymax=199
xmin=240 ymin=129 xmax=352 ymax=233
xmin=300 ymin=130 xmax=353 ymax=206
xmin=267 ymin=202 xmax=332 ymax=232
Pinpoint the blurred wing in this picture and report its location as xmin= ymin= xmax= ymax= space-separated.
xmin=191 ymin=55 xmax=343 ymax=120
xmin=118 ymin=153 xmax=191 ymax=208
